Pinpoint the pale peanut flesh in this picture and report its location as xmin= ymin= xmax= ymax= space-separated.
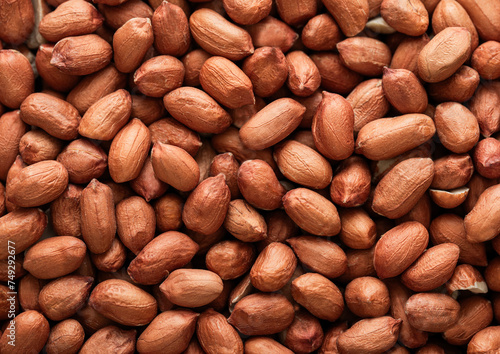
xmin=1 ymin=0 xmax=500 ymax=352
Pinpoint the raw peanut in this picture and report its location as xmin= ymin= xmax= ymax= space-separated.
xmin=128 ymin=231 xmax=198 ymax=285
xmin=98 ymin=0 xmax=153 ymax=30
xmin=455 ymin=0 xmax=500 ymax=42
xmin=434 ymin=102 xmax=480 ymax=154
xmin=385 ymin=279 xmax=428 ymax=349
xmin=331 ymin=156 xmax=371 ymax=208
xmin=446 ymin=264 xmax=488 ymax=295
xmin=374 ymin=221 xmax=429 ymax=279
xmin=18 ymin=274 xmax=44 ymax=311
xmin=164 ymin=87 xmax=231 ymax=134
xmin=182 ymin=174 xmax=230 ymax=234
xmin=23 ymin=236 xmax=86 ymax=279
xmin=0 ymin=0 xmax=34 ymax=45
xmin=209 ymin=153 xmax=240 ymax=199
xmin=91 ymin=238 xmax=126 ymax=272
xmin=151 ymin=143 xmax=199 ymax=192
xmin=287 ymin=236 xmax=347 ymax=278
xmin=239 ymin=98 xmax=305 ymax=150
xmin=131 ymin=95 xmax=165 ymax=126
xmin=417 ymin=27 xmax=472 ymax=82
xmin=339 ymin=247 xmax=376 ymax=283
xmin=113 ymin=18 xmax=154 ymax=74
xmin=468 ymin=81 xmax=500 ymax=137
xmin=206 ymin=240 xmax=254 ymax=280
xmin=80 ymin=326 xmax=136 ymax=354
xmin=35 ymin=44 xmax=80 ymax=92
xmin=283 ymin=310 xmax=324 ymax=354
xmin=291 ymin=273 xmax=344 ymax=322
xmin=7 ymin=160 xmax=68 ymax=208
xmin=57 ymin=139 xmax=107 ymax=184
xmin=405 ymin=293 xmax=460 ymax=332
xmin=275 ymin=0 xmax=316 ymax=26
xmin=245 ymin=337 xmax=293 ymax=354
xmin=390 ymin=34 xmax=430 ymax=75
xmin=80 ymin=179 xmax=116 ymax=254
xmin=190 ymin=8 xmax=254 ymax=61
xmin=432 ymin=154 xmax=474 ymax=190
xmin=432 ymin=0 xmax=479 ymax=51
xmin=0 ymin=111 xmax=28 ymax=179
xmin=285 ymin=50 xmax=321 ymax=97
xmin=465 ymin=184 xmax=500 ymax=243
xmin=137 ymin=310 xmax=198 ymax=354
xmin=0 ymin=311 xmax=49 ymax=354
xmin=283 ymin=188 xmax=341 ymax=236
xmin=250 ymin=242 xmax=296 ymax=292
xmin=356 ymin=114 xmax=435 ymax=161
xmin=401 ymin=243 xmax=460 ymax=292
xmin=39 ymin=275 xmax=93 ymax=321
xmin=275 ymin=140 xmax=332 ymax=189
xmin=155 ymin=194 xmax=183 ymax=232
xmin=223 ymin=0 xmax=271 ymax=25
xmin=134 ymin=55 xmax=184 ymax=98
xmin=197 ymin=309 xmax=243 ymax=354
xmin=381 ymin=0 xmax=429 ymax=36
xmin=39 ymin=0 xmax=103 ymax=42
xmin=160 ymin=269 xmax=223 ymax=307
xmin=20 ymin=130 xmax=62 ymax=165
xmin=339 ymin=208 xmax=377 ymax=250
xmin=228 ymin=293 xmax=294 ymax=335
xmin=51 ymin=184 xmax=83 ymax=237
xmin=20 ymin=93 xmax=80 ymax=140
xmin=337 ymin=316 xmax=402 ymax=354
xmin=337 ymin=37 xmax=391 ymax=76
xmin=382 ymin=67 xmax=428 ymax=114
xmin=200 ymin=56 xmax=255 ymax=109
xmin=67 ymin=65 xmax=127 ymax=115
xmin=224 ymin=199 xmax=267 ymax=242
xmin=182 ymin=49 xmax=211 ymax=86
xmin=116 ymin=196 xmax=155 ymax=254
xmin=372 ymin=158 xmax=434 ymax=219
xmin=89 ymin=279 xmax=157 ymax=326
xmin=347 ymin=79 xmax=390 ymax=132
xmin=237 ymin=160 xmax=285 ymax=210
xmin=323 ymin=0 xmax=369 ymax=37
xmin=429 ymin=187 xmax=470 ymax=209
xmin=78 ymin=89 xmax=131 ymax=141
xmin=108 ymin=119 xmax=151 ymax=183
xmin=312 ymin=92 xmax=354 ymax=160
xmin=0 ymin=183 xmax=4 ymax=217
xmin=153 ymin=1 xmax=190 ymax=56
xmin=0 ymin=49 xmax=33 ymax=105
xmin=474 ymin=137 xmax=500 ymax=179
xmin=471 ymin=41 xmax=500 ymax=80
xmin=468 ymin=326 xmax=500 ymax=353
xmin=302 ymin=13 xmax=342 ymax=51
xmin=0 ymin=208 xmax=46 ymax=259
xmin=345 ymin=276 xmax=390 ymax=318
xmin=429 ymin=66 xmax=480 ymax=103
xmin=430 ymin=214 xmax=487 ymax=267
xmin=51 ymin=34 xmax=113 ymax=76
xmin=46 ymin=319 xmax=85 ymax=354
xmin=246 ymin=16 xmax=298 ymax=53
xmin=311 ymin=52 xmax=363 ymax=94
xmin=319 ymin=323 xmax=348 ymax=354
xmin=149 ymin=118 xmax=202 ymax=156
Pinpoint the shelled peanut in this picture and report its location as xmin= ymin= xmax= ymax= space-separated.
xmin=0 ymin=0 xmax=500 ymax=353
